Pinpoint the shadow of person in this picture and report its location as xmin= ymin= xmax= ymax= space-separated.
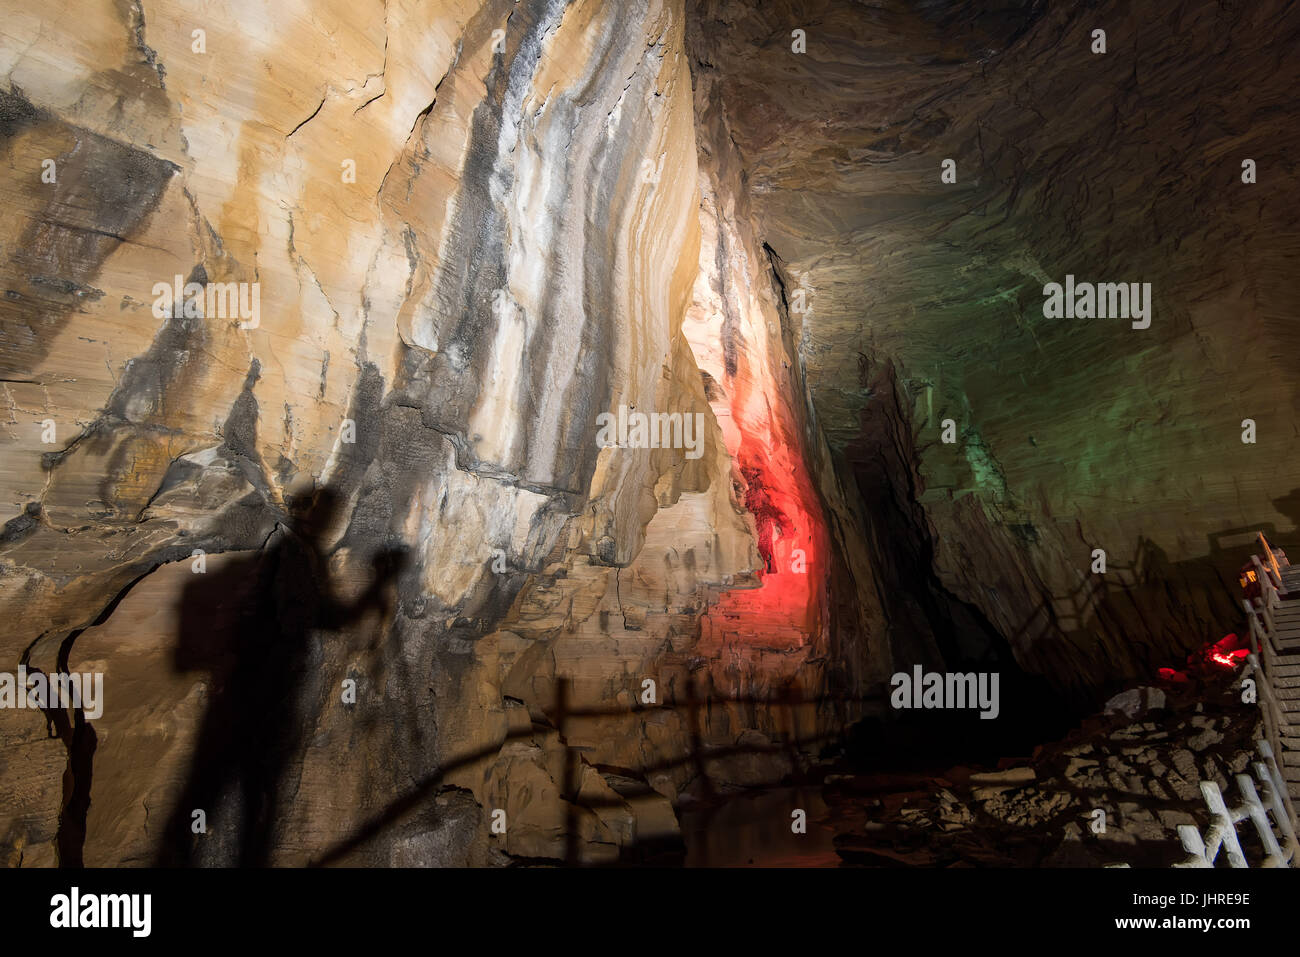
xmin=157 ymin=487 xmax=406 ymax=867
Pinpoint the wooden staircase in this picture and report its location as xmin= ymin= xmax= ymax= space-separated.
xmin=1242 ymin=539 xmax=1300 ymax=812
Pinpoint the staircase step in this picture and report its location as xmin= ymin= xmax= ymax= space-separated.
xmin=1283 ymin=752 xmax=1300 ymax=767
xmin=1278 ymin=686 xmax=1300 ymax=699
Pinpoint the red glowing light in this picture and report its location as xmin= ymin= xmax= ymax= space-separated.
xmin=1204 ymin=633 xmax=1248 ymax=669
xmin=1207 ymin=647 xmax=1248 ymax=667
xmin=688 ymin=360 xmax=827 ymax=648
xmin=1159 ymin=634 xmax=1249 ymax=680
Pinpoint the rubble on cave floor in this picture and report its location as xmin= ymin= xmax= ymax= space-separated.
xmin=822 ymin=677 xmax=1265 ymax=867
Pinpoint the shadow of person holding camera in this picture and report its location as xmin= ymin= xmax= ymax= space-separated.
xmin=157 ymin=487 xmax=407 ymax=866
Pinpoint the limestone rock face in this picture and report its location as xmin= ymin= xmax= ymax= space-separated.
xmin=0 ymin=0 xmax=882 ymax=866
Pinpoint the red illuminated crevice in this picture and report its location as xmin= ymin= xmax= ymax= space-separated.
xmin=695 ymin=337 xmax=829 ymax=650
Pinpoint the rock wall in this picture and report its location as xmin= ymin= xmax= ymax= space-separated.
xmin=0 ymin=0 xmax=884 ymax=866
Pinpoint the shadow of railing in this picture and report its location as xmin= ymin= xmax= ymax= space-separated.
xmin=1001 ymin=532 xmax=1260 ymax=695
xmin=1003 ymin=567 xmax=1110 ymax=654
xmin=309 ymin=676 xmax=871 ymax=867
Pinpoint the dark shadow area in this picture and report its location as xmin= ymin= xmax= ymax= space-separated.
xmin=156 ymin=487 xmax=405 ymax=866
xmin=22 ymin=643 xmax=97 ymax=868
xmin=844 ymin=362 xmax=1078 ymax=765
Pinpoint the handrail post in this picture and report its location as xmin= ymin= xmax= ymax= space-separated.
xmin=1200 ymin=781 xmax=1248 ymax=867
xmin=1236 ymin=774 xmax=1286 ymax=866
xmin=1258 ymin=739 xmax=1299 ymax=840
xmin=1173 ymin=825 xmax=1212 ymax=868
xmin=1253 ymin=758 xmax=1297 ymax=862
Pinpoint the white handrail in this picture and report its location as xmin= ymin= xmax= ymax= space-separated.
xmin=1172 ymin=743 xmax=1294 ymax=867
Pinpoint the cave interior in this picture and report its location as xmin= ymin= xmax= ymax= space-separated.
xmin=0 ymin=0 xmax=1297 ymax=868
